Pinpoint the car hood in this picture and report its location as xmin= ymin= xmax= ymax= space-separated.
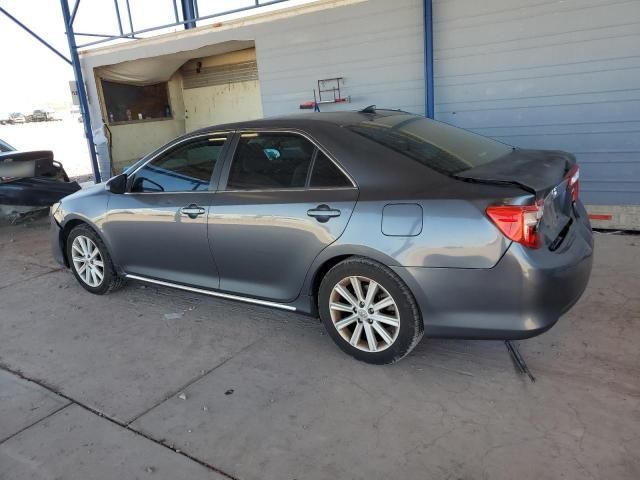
xmin=61 ymin=182 xmax=105 ymax=205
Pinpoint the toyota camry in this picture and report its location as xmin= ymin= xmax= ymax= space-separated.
xmin=50 ymin=108 xmax=593 ymax=364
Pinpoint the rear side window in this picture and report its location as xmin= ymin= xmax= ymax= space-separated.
xmin=346 ymin=114 xmax=512 ymax=175
xmin=226 ymin=133 xmax=315 ymax=190
xmin=310 ymin=152 xmax=351 ymax=187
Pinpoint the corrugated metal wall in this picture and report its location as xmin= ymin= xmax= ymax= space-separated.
xmin=254 ymin=0 xmax=425 ymax=116
xmin=433 ymin=0 xmax=640 ymax=205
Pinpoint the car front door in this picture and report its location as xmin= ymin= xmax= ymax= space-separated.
xmin=103 ymin=132 xmax=231 ymax=290
xmin=208 ymin=131 xmax=359 ymax=302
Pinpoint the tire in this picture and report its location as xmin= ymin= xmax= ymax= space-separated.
xmin=66 ymin=224 xmax=124 ymax=295
xmin=318 ymin=257 xmax=424 ymax=364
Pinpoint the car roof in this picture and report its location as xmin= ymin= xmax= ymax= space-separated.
xmin=185 ymin=109 xmax=457 ymax=197
xmin=191 ymin=109 xmax=411 ymax=133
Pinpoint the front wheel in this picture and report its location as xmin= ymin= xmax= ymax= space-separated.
xmin=66 ymin=224 xmax=123 ymax=295
xmin=318 ymin=257 xmax=424 ymax=364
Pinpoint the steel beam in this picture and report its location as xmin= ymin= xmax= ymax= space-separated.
xmin=60 ymin=0 xmax=102 ymax=183
xmin=125 ymin=0 xmax=134 ymax=35
xmin=69 ymin=0 xmax=81 ymax=26
xmin=76 ymin=0 xmax=289 ymax=48
xmin=423 ymin=0 xmax=434 ymax=118
xmin=0 ymin=6 xmax=71 ymax=65
xmin=181 ymin=0 xmax=197 ymax=29
xmin=113 ymin=0 xmax=124 ymax=36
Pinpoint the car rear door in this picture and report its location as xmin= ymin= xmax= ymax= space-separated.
xmin=207 ymin=131 xmax=358 ymax=302
xmin=103 ymin=132 xmax=231 ymax=290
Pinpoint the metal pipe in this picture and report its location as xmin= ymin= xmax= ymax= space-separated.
xmin=113 ymin=0 xmax=124 ymax=36
xmin=423 ymin=0 xmax=434 ymax=118
xmin=0 ymin=6 xmax=71 ymax=64
xmin=74 ymin=32 xmax=120 ymax=38
xmin=69 ymin=0 xmax=81 ymax=26
xmin=125 ymin=0 xmax=134 ymax=35
xmin=76 ymin=0 xmax=289 ymax=48
xmin=60 ymin=0 xmax=102 ymax=183
xmin=172 ymin=0 xmax=179 ymax=23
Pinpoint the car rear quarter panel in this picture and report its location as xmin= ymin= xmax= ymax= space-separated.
xmin=331 ymin=198 xmax=510 ymax=269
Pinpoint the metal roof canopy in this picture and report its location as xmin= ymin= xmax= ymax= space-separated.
xmin=0 ymin=0 xmax=435 ymax=183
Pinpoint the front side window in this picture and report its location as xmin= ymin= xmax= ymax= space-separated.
xmin=226 ymin=133 xmax=315 ymax=190
xmin=131 ymin=135 xmax=228 ymax=193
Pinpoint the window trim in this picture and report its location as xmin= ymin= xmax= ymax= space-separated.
xmin=219 ymin=128 xmax=357 ymax=193
xmin=125 ymin=131 xmax=234 ymax=195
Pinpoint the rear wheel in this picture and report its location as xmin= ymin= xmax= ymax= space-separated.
xmin=318 ymin=257 xmax=424 ymax=364
xmin=66 ymin=225 xmax=123 ymax=294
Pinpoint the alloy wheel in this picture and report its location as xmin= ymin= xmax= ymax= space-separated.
xmin=71 ymin=235 xmax=105 ymax=288
xmin=329 ymin=275 xmax=400 ymax=352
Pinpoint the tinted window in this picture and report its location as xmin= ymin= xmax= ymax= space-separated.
xmin=226 ymin=133 xmax=315 ymax=190
xmin=310 ymin=152 xmax=351 ymax=187
xmin=132 ymin=136 xmax=227 ymax=192
xmin=346 ymin=114 xmax=512 ymax=175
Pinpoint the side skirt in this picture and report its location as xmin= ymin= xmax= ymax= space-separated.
xmin=124 ymin=274 xmax=297 ymax=311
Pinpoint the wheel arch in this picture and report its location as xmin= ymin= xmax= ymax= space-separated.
xmin=305 ymin=244 xmax=402 ymax=313
xmin=60 ymin=216 xmax=112 ymax=268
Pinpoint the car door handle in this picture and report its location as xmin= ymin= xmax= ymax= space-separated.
xmin=307 ymin=204 xmax=341 ymax=223
xmin=180 ymin=204 xmax=206 ymax=219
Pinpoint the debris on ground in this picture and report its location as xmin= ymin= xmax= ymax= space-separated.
xmin=163 ymin=312 xmax=183 ymax=320
xmin=4 ymin=207 xmax=49 ymax=225
xmin=0 ymin=150 xmax=81 ymax=220
xmin=225 ymin=388 xmax=234 ymax=395
xmin=177 ymin=392 xmax=187 ymax=400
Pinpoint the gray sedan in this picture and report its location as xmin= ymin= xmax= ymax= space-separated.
xmin=50 ymin=109 xmax=593 ymax=364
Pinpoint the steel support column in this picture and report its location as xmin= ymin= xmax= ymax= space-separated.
xmin=60 ymin=0 xmax=102 ymax=183
xmin=181 ymin=0 xmax=197 ymax=29
xmin=423 ymin=0 xmax=434 ymax=119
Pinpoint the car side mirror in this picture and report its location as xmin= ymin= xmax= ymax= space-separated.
xmin=106 ymin=173 xmax=128 ymax=194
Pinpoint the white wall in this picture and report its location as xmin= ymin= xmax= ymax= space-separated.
xmin=182 ymin=48 xmax=263 ymax=132
xmin=81 ymin=0 xmax=425 ymax=121
xmin=183 ymin=81 xmax=263 ymax=132
xmin=81 ymin=0 xmax=426 ymax=170
xmin=433 ymin=0 xmax=640 ymax=205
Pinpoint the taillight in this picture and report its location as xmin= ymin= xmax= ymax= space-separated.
xmin=567 ymin=164 xmax=580 ymax=202
xmin=486 ymin=204 xmax=543 ymax=248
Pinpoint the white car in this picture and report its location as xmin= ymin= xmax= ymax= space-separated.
xmin=8 ymin=113 xmax=26 ymax=124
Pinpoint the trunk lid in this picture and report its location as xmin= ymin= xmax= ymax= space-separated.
xmin=457 ymin=149 xmax=577 ymax=247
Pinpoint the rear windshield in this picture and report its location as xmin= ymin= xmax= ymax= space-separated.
xmin=346 ymin=114 xmax=512 ymax=175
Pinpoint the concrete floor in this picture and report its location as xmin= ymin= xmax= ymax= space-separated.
xmin=0 ymin=217 xmax=638 ymax=480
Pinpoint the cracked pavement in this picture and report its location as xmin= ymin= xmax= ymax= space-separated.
xmin=0 ymin=218 xmax=639 ymax=479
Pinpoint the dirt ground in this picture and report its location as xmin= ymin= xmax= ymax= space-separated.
xmin=0 ymin=217 xmax=638 ymax=480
